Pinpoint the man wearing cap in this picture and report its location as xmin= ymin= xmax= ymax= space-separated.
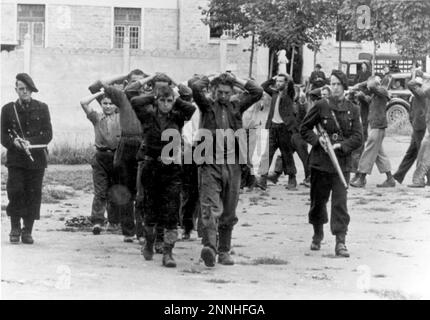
xmin=351 ymin=76 xmax=395 ymax=188
xmin=300 ymin=70 xmax=363 ymax=257
xmin=1 ymin=73 xmax=52 ymax=244
xmin=393 ymin=77 xmax=430 ymax=185
xmin=309 ymin=64 xmax=327 ymax=90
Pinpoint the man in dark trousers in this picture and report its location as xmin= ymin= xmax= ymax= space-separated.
xmin=1 ymin=73 xmax=53 ymax=244
xmin=257 ymin=74 xmax=305 ymax=190
xmin=300 ymin=70 xmax=363 ymax=258
xmin=393 ymin=77 xmax=429 ymax=184
xmin=192 ymin=73 xmax=263 ymax=267
xmin=131 ymin=76 xmax=195 ymax=268
xmin=89 ymin=70 xmax=146 ymax=243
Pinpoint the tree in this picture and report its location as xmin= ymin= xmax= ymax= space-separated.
xmin=391 ymin=1 xmax=430 ymax=66
xmin=201 ymin=0 xmax=340 ymax=80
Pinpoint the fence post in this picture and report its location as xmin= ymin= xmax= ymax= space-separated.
xmin=219 ymin=34 xmax=228 ymax=72
xmin=24 ymin=33 xmax=31 ymax=73
xmin=123 ymin=36 xmax=130 ymax=74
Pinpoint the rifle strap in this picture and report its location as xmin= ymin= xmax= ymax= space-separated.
xmin=330 ymin=110 xmax=344 ymax=137
xmin=12 ymin=103 xmax=26 ymax=139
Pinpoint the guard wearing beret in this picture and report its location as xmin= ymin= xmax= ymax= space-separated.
xmin=300 ymin=70 xmax=363 ymax=257
xmin=1 ymin=73 xmax=53 ymax=244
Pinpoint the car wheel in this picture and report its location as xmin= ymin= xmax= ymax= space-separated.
xmin=386 ymin=104 xmax=409 ymax=126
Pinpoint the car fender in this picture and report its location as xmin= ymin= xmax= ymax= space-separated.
xmin=386 ymin=98 xmax=410 ymax=113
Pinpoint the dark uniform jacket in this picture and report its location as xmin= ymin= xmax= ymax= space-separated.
xmin=131 ymin=95 xmax=196 ymax=159
xmin=309 ymin=71 xmax=327 ymax=89
xmin=261 ymin=79 xmax=297 ymax=131
xmin=300 ymin=96 xmax=363 ymax=173
xmin=408 ymin=82 xmax=430 ymax=131
xmin=1 ymin=99 xmax=52 ymax=169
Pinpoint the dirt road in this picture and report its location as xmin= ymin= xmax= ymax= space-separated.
xmin=1 ymin=136 xmax=430 ymax=300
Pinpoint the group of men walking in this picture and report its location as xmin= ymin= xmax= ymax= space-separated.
xmin=2 ymin=61 xmax=429 ymax=267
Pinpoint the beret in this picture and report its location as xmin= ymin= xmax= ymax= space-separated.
xmin=331 ymin=69 xmax=348 ymax=90
xmin=16 ymin=73 xmax=38 ymax=92
xmin=315 ymin=64 xmax=322 ymax=69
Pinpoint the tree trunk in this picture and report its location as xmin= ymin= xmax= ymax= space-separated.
xmin=269 ymin=50 xmax=275 ymax=79
xmin=290 ymin=46 xmax=295 ymax=78
xmin=249 ymin=33 xmax=255 ymax=79
xmin=313 ymin=49 xmax=317 ymax=69
xmin=372 ymin=40 xmax=377 ymax=76
xmin=338 ymin=32 xmax=342 ymax=70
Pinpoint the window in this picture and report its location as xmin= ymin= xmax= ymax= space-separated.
xmin=114 ymin=7 xmax=141 ymax=49
xmin=17 ymin=4 xmax=45 ymax=47
xmin=335 ymin=25 xmax=354 ymax=42
xmin=209 ymin=25 xmax=236 ymax=40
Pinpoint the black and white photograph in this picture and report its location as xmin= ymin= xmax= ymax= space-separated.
xmin=1 ymin=0 xmax=430 ymax=302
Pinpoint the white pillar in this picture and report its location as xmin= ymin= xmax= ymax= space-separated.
xmin=219 ymin=35 xmax=228 ymax=72
xmin=123 ymin=36 xmax=130 ymax=73
xmin=24 ymin=33 xmax=31 ymax=73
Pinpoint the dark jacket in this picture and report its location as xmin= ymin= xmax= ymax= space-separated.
xmin=408 ymin=82 xmax=430 ymax=131
xmin=192 ymin=78 xmax=263 ymax=133
xmin=358 ymin=82 xmax=390 ymax=129
xmin=300 ymin=96 xmax=363 ymax=173
xmin=262 ymin=79 xmax=297 ymax=131
xmin=309 ymin=71 xmax=327 ymax=89
xmin=131 ymin=95 xmax=195 ymax=159
xmin=1 ymin=99 xmax=52 ymax=169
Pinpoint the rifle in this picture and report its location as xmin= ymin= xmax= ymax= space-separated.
xmin=8 ymin=129 xmax=34 ymax=162
xmin=317 ymin=124 xmax=349 ymax=189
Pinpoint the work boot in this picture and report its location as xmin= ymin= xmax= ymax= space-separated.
xmin=350 ymin=173 xmax=366 ymax=188
xmin=9 ymin=217 xmax=21 ymax=244
xmin=162 ymin=229 xmax=178 ymax=268
xmin=21 ymin=218 xmax=34 ymax=245
xmin=300 ymin=176 xmax=311 ymax=188
xmin=141 ymin=226 xmax=155 ymax=261
xmin=335 ymin=234 xmax=350 ymax=258
xmin=255 ymin=175 xmax=267 ymax=191
xmin=218 ymin=227 xmax=234 ymax=265
xmin=92 ymin=223 xmax=102 ymax=235
xmin=201 ymin=246 xmax=216 ymax=267
xmin=408 ymin=182 xmax=426 ymax=188
xmin=350 ymin=173 xmax=360 ymax=185
xmin=376 ymin=177 xmax=396 ymax=188
xmin=310 ymin=224 xmax=324 ymax=251
xmin=286 ymin=175 xmax=297 ymax=190
xmin=267 ymin=172 xmax=281 ymax=184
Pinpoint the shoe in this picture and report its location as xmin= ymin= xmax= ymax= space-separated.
xmin=106 ymin=223 xmax=120 ymax=232
xmin=92 ymin=224 xmax=102 ymax=235
xmin=201 ymin=246 xmax=216 ymax=267
xmin=285 ymin=176 xmax=297 ymax=190
xmin=267 ymin=172 xmax=281 ymax=184
xmin=311 ymin=224 xmax=323 ymax=251
xmin=350 ymin=173 xmax=360 ymax=185
xmin=218 ymin=252 xmax=234 ymax=265
xmin=350 ymin=175 xmax=366 ymax=188
xmin=255 ymin=176 xmax=267 ymax=191
xmin=162 ymin=247 xmax=177 ymax=268
xmin=300 ymin=177 xmax=311 ymax=188
xmin=408 ymin=182 xmax=425 ymax=188
xmin=393 ymin=174 xmax=403 ymax=184
xmin=123 ymin=236 xmax=134 ymax=243
xmin=141 ymin=242 xmax=154 ymax=261
xmin=335 ymin=234 xmax=350 ymax=258
xmin=21 ymin=232 xmax=34 ymax=245
xmin=376 ymin=177 xmax=396 ymax=188
xmin=9 ymin=229 xmax=21 ymax=244
xmin=182 ymin=230 xmax=191 ymax=241
xmin=245 ymin=175 xmax=257 ymax=189
xmin=154 ymin=241 xmax=164 ymax=254
xmin=335 ymin=243 xmax=350 ymax=258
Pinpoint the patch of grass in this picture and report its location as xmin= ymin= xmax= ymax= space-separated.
xmin=2 ymin=142 xmax=94 ymax=165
